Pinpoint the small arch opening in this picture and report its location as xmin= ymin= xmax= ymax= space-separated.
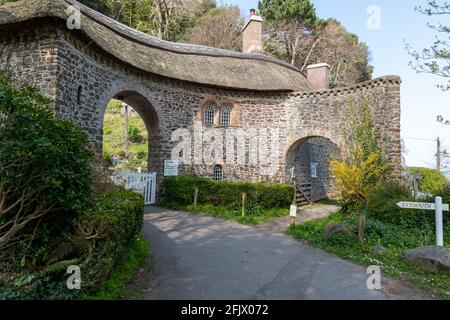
xmin=213 ymin=164 xmax=223 ymax=181
xmin=77 ymin=86 xmax=82 ymax=105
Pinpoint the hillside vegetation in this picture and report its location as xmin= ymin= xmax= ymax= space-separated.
xmin=102 ymin=100 xmax=148 ymax=172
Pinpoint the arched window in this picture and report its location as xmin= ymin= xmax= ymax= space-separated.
xmin=204 ymin=106 xmax=214 ymax=127
xmin=213 ymin=164 xmax=223 ymax=181
xmin=220 ymin=107 xmax=231 ymax=127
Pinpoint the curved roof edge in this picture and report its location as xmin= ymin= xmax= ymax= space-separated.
xmin=0 ymin=0 xmax=311 ymax=92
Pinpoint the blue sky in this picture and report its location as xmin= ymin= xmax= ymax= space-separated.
xmin=220 ymin=0 xmax=449 ymax=175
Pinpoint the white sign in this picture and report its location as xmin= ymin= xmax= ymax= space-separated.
xmin=290 ymin=205 xmax=297 ymax=218
xmin=397 ymin=201 xmax=449 ymax=211
xmin=397 ymin=197 xmax=447 ymax=246
xmin=164 ymin=160 xmax=179 ymax=176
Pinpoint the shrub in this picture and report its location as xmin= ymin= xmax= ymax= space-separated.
xmin=0 ymin=72 xmax=92 ymax=250
xmin=74 ymin=186 xmax=144 ymax=291
xmin=408 ymin=167 xmax=449 ymax=195
xmin=330 ymin=149 xmax=386 ymax=213
xmin=160 ymin=175 xmax=293 ymax=209
xmin=128 ymin=125 xmax=143 ymax=144
xmin=365 ymin=182 xmax=436 ymax=229
xmin=0 ymin=185 xmax=145 ymax=299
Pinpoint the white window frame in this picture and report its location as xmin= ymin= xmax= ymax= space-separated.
xmin=204 ymin=106 xmax=215 ymax=127
xmin=311 ymin=163 xmax=318 ymax=178
xmin=220 ymin=106 xmax=231 ymax=127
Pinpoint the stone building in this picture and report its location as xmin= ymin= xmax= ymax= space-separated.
xmin=0 ymin=0 xmax=402 ymax=201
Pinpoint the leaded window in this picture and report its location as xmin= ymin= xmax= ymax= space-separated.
xmin=220 ymin=107 xmax=231 ymax=127
xmin=213 ymin=165 xmax=223 ymax=181
xmin=204 ymin=106 xmax=215 ymax=127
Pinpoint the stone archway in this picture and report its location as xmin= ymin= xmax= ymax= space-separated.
xmin=285 ymin=135 xmax=341 ymax=201
xmin=97 ymin=82 xmax=163 ymax=175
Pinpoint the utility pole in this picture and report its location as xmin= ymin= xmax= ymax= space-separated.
xmin=437 ymin=137 xmax=441 ymax=172
xmin=123 ymin=102 xmax=129 ymax=159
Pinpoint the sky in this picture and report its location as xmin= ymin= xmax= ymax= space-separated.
xmin=220 ymin=0 xmax=449 ymax=176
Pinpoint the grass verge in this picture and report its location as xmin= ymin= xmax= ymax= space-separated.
xmin=288 ymin=211 xmax=450 ymax=299
xmin=80 ymin=234 xmax=151 ymax=300
xmin=160 ymin=201 xmax=289 ymax=225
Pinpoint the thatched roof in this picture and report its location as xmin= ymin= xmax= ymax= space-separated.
xmin=0 ymin=0 xmax=311 ymax=92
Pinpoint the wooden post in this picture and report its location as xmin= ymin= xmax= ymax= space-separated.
xmin=242 ymin=193 xmax=247 ymax=218
xmin=193 ymin=187 xmax=199 ymax=211
xmin=290 ymin=216 xmax=296 ymax=227
xmin=358 ymin=211 xmax=366 ymax=244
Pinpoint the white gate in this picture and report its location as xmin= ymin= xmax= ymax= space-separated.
xmin=111 ymin=172 xmax=157 ymax=205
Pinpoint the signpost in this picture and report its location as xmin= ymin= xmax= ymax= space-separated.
xmin=289 ymin=205 xmax=297 ymax=227
xmin=397 ymin=197 xmax=449 ymax=246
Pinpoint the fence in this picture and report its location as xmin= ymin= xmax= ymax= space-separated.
xmin=111 ymin=172 xmax=156 ymax=205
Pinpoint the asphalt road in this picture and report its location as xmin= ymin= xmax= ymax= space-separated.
xmin=142 ymin=206 xmax=429 ymax=300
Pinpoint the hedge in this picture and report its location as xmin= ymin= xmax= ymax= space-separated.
xmin=160 ymin=175 xmax=294 ymax=209
xmin=407 ymin=167 xmax=449 ymax=195
xmin=0 ymin=186 xmax=145 ymax=300
xmin=74 ymin=186 xmax=145 ymax=292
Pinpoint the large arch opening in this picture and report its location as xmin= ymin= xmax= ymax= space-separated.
xmin=285 ymin=136 xmax=340 ymax=202
xmin=101 ymin=90 xmax=160 ymax=174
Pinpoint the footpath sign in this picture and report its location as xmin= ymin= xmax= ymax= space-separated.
xmin=397 ymin=197 xmax=449 ymax=246
xmin=164 ymin=160 xmax=179 ymax=177
xmin=397 ymin=201 xmax=449 ymax=211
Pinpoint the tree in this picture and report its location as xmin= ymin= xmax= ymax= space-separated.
xmin=259 ymin=0 xmax=317 ymax=65
xmin=258 ymin=0 xmax=372 ymax=87
xmin=303 ymin=19 xmax=373 ymax=87
xmin=0 ymin=72 xmax=92 ymax=250
xmin=406 ymin=1 xmax=449 ymax=91
xmin=184 ymin=6 xmax=243 ymax=51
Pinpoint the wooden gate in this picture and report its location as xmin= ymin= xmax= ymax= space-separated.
xmin=111 ymin=172 xmax=156 ymax=205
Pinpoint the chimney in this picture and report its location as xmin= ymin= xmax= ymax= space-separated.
xmin=307 ymin=63 xmax=330 ymax=91
xmin=242 ymin=9 xmax=263 ymax=54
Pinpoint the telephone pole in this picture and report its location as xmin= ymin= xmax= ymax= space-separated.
xmin=437 ymin=137 xmax=441 ymax=172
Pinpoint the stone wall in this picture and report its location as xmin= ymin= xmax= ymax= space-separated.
xmin=0 ymin=24 xmax=402 ymax=196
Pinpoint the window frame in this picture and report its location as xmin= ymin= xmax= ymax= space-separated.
xmin=204 ymin=105 xmax=215 ymax=127
xmin=311 ymin=162 xmax=318 ymax=178
xmin=213 ymin=164 xmax=223 ymax=181
xmin=220 ymin=106 xmax=231 ymax=127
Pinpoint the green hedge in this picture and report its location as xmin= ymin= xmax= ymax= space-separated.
xmin=366 ymin=182 xmax=450 ymax=232
xmin=0 ymin=186 xmax=145 ymax=300
xmin=76 ymin=186 xmax=144 ymax=292
xmin=160 ymin=175 xmax=294 ymax=209
xmin=408 ymin=167 xmax=449 ymax=195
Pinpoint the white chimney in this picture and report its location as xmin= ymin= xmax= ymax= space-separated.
xmin=242 ymin=9 xmax=263 ymax=54
xmin=307 ymin=63 xmax=330 ymax=90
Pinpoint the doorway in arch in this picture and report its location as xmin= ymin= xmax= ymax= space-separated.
xmin=285 ymin=136 xmax=340 ymax=204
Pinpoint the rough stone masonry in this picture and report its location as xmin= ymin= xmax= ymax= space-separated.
xmin=0 ymin=0 xmax=402 ymax=200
